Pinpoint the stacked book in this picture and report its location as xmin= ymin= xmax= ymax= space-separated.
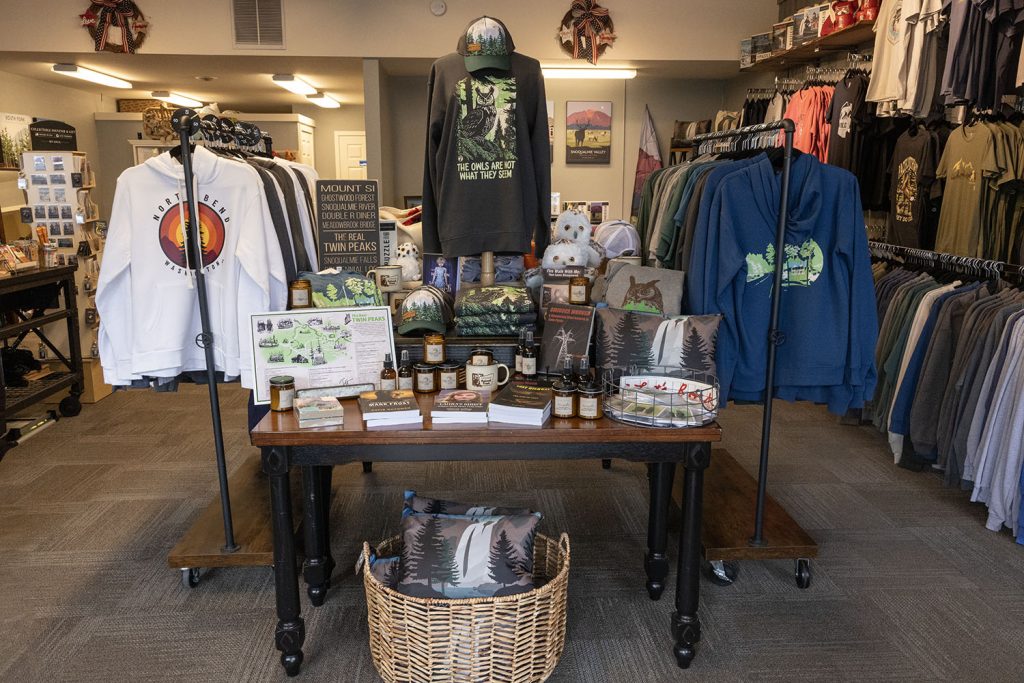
xmin=488 ymin=380 xmax=553 ymax=427
xmin=358 ymin=389 xmax=423 ymax=429
xmin=294 ymin=396 xmax=345 ymax=429
xmin=431 ymin=389 xmax=490 ymax=425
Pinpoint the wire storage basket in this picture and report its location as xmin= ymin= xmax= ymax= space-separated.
xmin=600 ymin=366 xmax=720 ymax=428
xmin=362 ymin=533 xmax=570 ymax=683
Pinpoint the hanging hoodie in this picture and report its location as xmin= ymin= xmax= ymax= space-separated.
xmin=422 ymin=18 xmax=551 ymax=258
xmin=97 ymin=146 xmax=287 ymax=387
xmin=697 ymin=153 xmax=878 ymax=413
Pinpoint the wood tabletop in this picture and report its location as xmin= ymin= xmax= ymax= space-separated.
xmin=251 ymin=393 xmax=722 ymax=447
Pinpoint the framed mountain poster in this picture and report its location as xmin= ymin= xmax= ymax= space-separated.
xmin=566 ymin=101 xmax=612 ymax=164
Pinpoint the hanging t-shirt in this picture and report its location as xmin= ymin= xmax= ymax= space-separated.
xmin=888 ymin=128 xmax=937 ymax=248
xmin=422 ymin=52 xmax=551 ymax=258
xmin=866 ymin=0 xmax=910 ymax=105
xmin=826 ymin=74 xmax=868 ymax=171
xmin=935 ymin=125 xmax=1001 ymax=256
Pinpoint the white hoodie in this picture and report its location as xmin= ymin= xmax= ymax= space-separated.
xmin=97 ymin=146 xmax=287 ymax=387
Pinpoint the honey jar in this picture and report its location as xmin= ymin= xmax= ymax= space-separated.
xmin=269 ymin=375 xmax=296 ymax=412
xmin=288 ymin=279 xmax=313 ymax=309
xmin=423 ymin=333 xmax=446 ymax=364
xmin=414 ymin=363 xmax=438 ymax=393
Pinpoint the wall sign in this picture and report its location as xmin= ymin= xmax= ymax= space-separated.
xmin=317 ymin=180 xmax=380 ymax=274
xmin=566 ymin=101 xmax=612 ymax=165
xmin=29 ymin=121 xmax=78 ymax=151
xmin=0 ymin=112 xmax=32 ymax=170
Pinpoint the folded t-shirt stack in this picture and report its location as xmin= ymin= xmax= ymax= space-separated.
xmin=454 ymin=285 xmax=537 ymax=336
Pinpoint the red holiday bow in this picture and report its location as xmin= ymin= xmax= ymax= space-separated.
xmin=570 ymin=0 xmax=611 ymax=64
xmin=93 ymin=0 xmax=138 ymax=53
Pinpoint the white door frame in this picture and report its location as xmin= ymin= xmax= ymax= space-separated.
xmin=334 ymin=130 xmax=367 ymax=179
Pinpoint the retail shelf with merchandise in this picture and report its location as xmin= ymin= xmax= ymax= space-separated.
xmin=741 ymin=19 xmax=875 ymax=73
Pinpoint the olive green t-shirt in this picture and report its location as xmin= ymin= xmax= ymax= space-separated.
xmin=934 ymin=125 xmax=1001 ymax=256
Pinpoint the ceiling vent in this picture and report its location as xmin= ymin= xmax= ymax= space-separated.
xmin=232 ymin=0 xmax=284 ymax=48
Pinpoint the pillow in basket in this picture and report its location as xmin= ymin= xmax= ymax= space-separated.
xmin=595 ymin=308 xmax=721 ymax=376
xmin=403 ymin=491 xmax=534 ymax=518
xmin=398 ymin=512 xmax=542 ymax=599
xmin=368 ymin=554 xmax=401 ymax=589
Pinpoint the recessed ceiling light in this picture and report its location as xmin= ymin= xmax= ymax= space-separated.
xmin=541 ymin=68 xmax=637 ymax=79
xmin=194 ymin=75 xmax=218 ymax=82
xmin=272 ymin=74 xmax=316 ymax=96
xmin=52 ymin=63 xmax=132 ymax=89
xmin=152 ymin=91 xmax=204 ymax=108
xmin=307 ymin=93 xmax=341 ymax=109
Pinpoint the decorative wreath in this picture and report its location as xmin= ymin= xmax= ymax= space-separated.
xmin=80 ymin=1 xmax=149 ymax=54
xmin=558 ymin=1 xmax=617 ymax=65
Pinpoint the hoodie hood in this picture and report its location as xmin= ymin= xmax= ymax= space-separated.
xmin=751 ymin=152 xmax=822 ymax=242
xmin=144 ymin=144 xmax=225 ymax=185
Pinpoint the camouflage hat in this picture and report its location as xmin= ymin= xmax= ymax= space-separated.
xmin=397 ymin=285 xmax=453 ymax=336
xmin=457 ymin=16 xmax=515 ymax=72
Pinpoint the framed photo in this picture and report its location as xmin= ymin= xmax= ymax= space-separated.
xmin=249 ymin=306 xmax=396 ymax=405
xmin=566 ymin=101 xmax=612 ymax=165
xmin=403 ymin=195 xmax=422 ymax=210
xmin=423 ymin=253 xmax=457 ymax=295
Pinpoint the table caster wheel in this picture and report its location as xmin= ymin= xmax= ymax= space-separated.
xmin=703 ymin=560 xmax=738 ymax=586
xmin=795 ymin=558 xmax=811 ymax=589
xmin=59 ymin=396 xmax=82 ymax=417
xmin=646 ymin=579 xmax=665 ymax=600
xmin=282 ymin=652 xmax=303 ymax=677
xmin=181 ymin=567 xmax=201 ymax=588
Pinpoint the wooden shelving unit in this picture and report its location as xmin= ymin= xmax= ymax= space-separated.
xmin=742 ymin=19 xmax=876 ymax=73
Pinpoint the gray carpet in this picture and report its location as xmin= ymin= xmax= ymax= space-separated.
xmin=2 ymin=385 xmax=1023 ymax=682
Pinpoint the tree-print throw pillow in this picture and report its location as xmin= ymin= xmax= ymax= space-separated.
xmin=297 ymin=270 xmax=384 ymax=308
xmin=368 ymin=554 xmax=401 ymax=589
xmin=403 ymin=491 xmax=534 ymax=518
xmin=602 ymin=264 xmax=684 ymax=315
xmin=596 ymin=308 xmax=720 ymax=376
xmin=398 ymin=512 xmax=542 ymax=599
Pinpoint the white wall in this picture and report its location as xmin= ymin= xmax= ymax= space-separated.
xmin=291 ymin=102 xmax=367 ymax=179
xmin=387 ymin=75 xmax=429 ymax=208
xmin=0 ymin=69 xmax=116 ymax=236
xmin=2 ymin=1 xmax=777 ymax=63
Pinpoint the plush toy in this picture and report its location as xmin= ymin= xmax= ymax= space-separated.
xmin=394 ymin=242 xmax=422 ymax=282
xmin=552 ymin=210 xmax=605 ymax=267
xmin=542 ymin=238 xmax=588 ymax=270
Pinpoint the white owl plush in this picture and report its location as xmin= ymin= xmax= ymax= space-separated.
xmin=552 ymin=210 xmax=605 ymax=268
xmin=393 ymin=242 xmax=422 ymax=282
xmin=542 ymin=239 xmax=587 ymax=270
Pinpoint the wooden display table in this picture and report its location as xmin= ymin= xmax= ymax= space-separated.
xmin=251 ymin=396 xmax=722 ymax=677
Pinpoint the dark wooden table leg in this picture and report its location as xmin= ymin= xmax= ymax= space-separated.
xmin=302 ymin=465 xmax=334 ymax=607
xmin=672 ymin=442 xmax=711 ymax=669
xmin=263 ymin=447 xmax=304 ymax=677
xmin=645 ymin=461 xmax=676 ymax=600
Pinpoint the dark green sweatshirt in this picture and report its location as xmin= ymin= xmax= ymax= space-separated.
xmin=422 ymin=52 xmax=551 ymax=258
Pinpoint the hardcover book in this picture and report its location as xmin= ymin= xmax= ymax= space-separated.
xmin=540 ymin=303 xmax=596 ymax=374
xmin=358 ymin=389 xmax=421 ymax=421
xmin=488 ymin=380 xmax=553 ymax=426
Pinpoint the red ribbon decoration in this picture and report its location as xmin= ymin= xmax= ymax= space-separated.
xmin=570 ymin=0 xmax=611 ymax=65
xmin=93 ymin=0 xmax=137 ymax=53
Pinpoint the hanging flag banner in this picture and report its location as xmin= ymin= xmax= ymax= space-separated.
xmin=631 ymin=105 xmax=663 ymax=219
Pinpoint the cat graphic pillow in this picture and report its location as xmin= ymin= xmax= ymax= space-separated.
xmin=602 ymin=263 xmax=684 ymax=316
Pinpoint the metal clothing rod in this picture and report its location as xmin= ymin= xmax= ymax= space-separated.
xmin=692 ymin=118 xmax=798 ymax=546
xmin=173 ymin=108 xmax=239 ymax=553
xmin=868 ymin=240 xmax=1024 ymax=279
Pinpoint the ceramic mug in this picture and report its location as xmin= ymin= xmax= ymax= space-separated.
xmin=367 ymin=265 xmax=403 ymax=293
xmin=466 ymin=362 xmax=510 ymax=390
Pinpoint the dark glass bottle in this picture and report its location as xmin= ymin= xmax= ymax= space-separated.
xmin=521 ymin=330 xmax=537 ymax=378
xmin=380 ymin=353 xmax=397 ymax=391
xmin=515 ymin=327 xmax=526 ymax=375
xmin=397 ymin=349 xmax=414 ymax=391
xmin=575 ymin=356 xmax=593 ymax=387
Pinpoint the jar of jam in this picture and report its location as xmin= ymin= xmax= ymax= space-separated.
xmin=288 ymin=279 xmax=313 ymax=309
xmin=413 ymin=362 xmax=438 ymax=393
xmin=438 ymin=362 xmax=462 ymax=390
xmin=269 ymin=375 xmax=296 ymax=412
xmin=423 ymin=333 xmax=446 ymax=364
xmin=568 ymin=276 xmax=591 ymax=305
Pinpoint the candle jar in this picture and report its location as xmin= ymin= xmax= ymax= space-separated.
xmin=288 ymin=279 xmax=313 ymax=309
xmin=568 ymin=276 xmax=591 ymax=306
xmin=414 ymin=363 xmax=438 ymax=393
xmin=552 ymin=382 xmax=578 ymax=419
xmin=577 ymin=385 xmax=603 ymax=420
xmin=423 ymin=333 xmax=446 ymax=364
xmin=269 ymin=375 xmax=296 ymax=412
xmin=438 ymin=362 xmax=462 ymax=390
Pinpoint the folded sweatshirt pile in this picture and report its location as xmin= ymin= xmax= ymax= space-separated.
xmin=454 ymin=285 xmax=537 ymax=336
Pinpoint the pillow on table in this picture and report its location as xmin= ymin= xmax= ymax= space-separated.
xmin=297 ymin=269 xmax=384 ymax=308
xmin=601 ymin=263 xmax=684 ymax=316
xmin=403 ymin=490 xmax=534 ymax=518
xmin=595 ymin=308 xmax=721 ymax=376
xmin=397 ymin=512 xmax=542 ymax=599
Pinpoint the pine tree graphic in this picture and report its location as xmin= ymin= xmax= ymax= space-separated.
xmin=681 ymin=327 xmax=710 ymax=371
xmin=488 ymin=530 xmax=520 ymax=587
xmin=424 ymin=498 xmax=447 ymax=514
xmin=439 ymin=538 xmax=461 ymax=593
xmin=608 ymin=312 xmax=654 ymax=369
xmin=404 ymin=516 xmax=447 ymax=593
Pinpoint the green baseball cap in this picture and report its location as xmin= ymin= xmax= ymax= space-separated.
xmin=397 ymin=285 xmax=453 ymax=336
xmin=457 ymin=16 xmax=515 ymax=72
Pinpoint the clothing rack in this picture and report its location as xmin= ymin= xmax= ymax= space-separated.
xmin=691 ymin=119 xmax=803 ymax=552
xmin=868 ymin=241 xmax=1024 ymax=281
xmin=171 ymin=108 xmax=239 ymax=554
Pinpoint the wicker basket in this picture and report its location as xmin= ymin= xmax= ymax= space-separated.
xmin=362 ymin=533 xmax=570 ymax=683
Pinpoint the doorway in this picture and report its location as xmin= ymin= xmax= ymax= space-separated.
xmin=334 ymin=131 xmax=367 ymax=179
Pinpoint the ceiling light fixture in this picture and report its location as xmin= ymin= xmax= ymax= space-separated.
xmin=306 ymin=93 xmax=341 ymax=109
xmin=52 ymin=63 xmax=132 ymax=89
xmin=272 ymin=74 xmax=317 ymax=96
xmin=541 ymin=67 xmax=638 ymax=80
xmin=151 ymin=91 xmax=204 ymax=108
